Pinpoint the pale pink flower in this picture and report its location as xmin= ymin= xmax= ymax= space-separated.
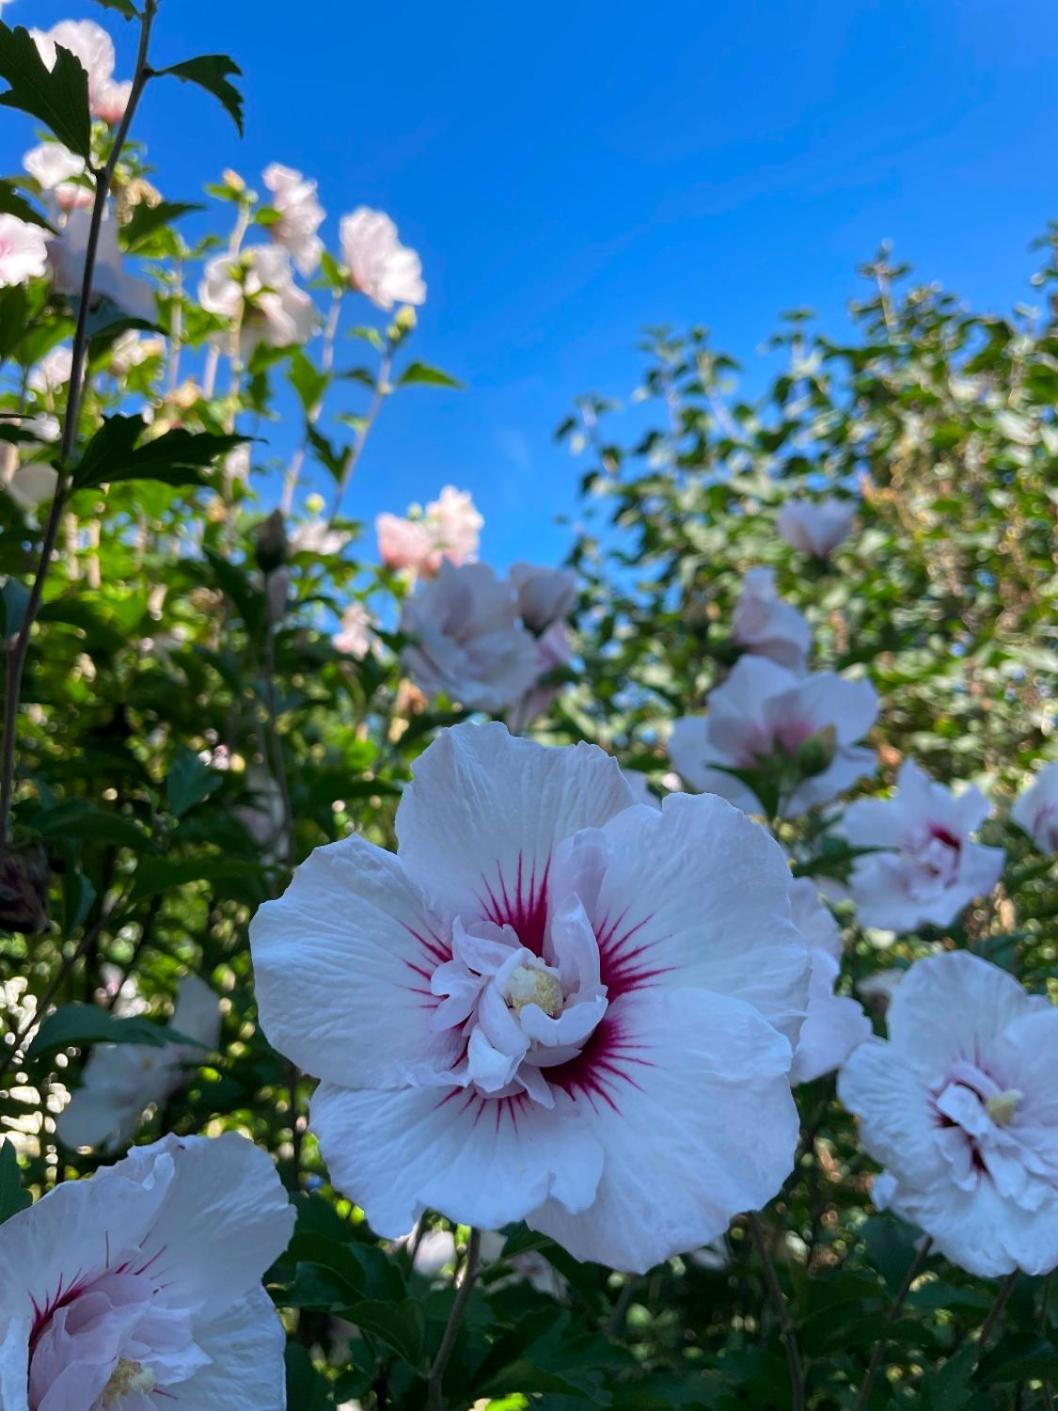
xmin=510 ymin=562 xmax=577 ymax=634
xmin=401 ymin=562 xmax=539 ymax=713
xmin=376 ymin=512 xmax=437 ymax=574
xmin=30 ymin=20 xmax=130 ymax=124
xmin=2 ymin=461 xmax=59 ymax=512
xmin=839 ymin=950 xmax=1058 ymax=1276
xmin=840 ymin=760 xmax=1006 ymax=932
xmin=340 ymin=207 xmax=426 ymax=309
xmin=777 ymin=497 xmax=857 ymax=558
xmin=56 ymin=976 xmax=222 ymax=1153
xmin=376 ymin=487 xmax=482 ymax=578
xmin=1011 ymin=761 xmax=1058 ymax=855
xmin=49 ymin=210 xmax=155 ymax=320
xmin=28 ymin=346 xmax=72 ymax=395
xmin=0 ymin=215 xmax=49 ymax=288
xmin=108 ymin=330 xmax=164 ymax=377
xmin=334 ymin=602 xmax=377 ymax=660
xmin=262 ymin=163 xmax=325 ymax=276
xmin=250 ymin=721 xmax=808 ymax=1271
xmin=788 ymin=879 xmax=870 ymax=1084
xmin=289 ymin=518 xmax=351 ymax=557
xmin=235 ymin=765 xmax=287 ymax=866
xmin=670 ymin=656 xmax=878 ymax=819
xmin=731 ymin=567 xmax=811 ymax=673
xmin=506 ymin=620 xmax=574 ymax=734
xmin=0 ymin=1131 xmax=293 ymax=1411
xmin=199 ymin=245 xmax=316 ymax=351
xmin=22 ymin=142 xmax=91 ymax=211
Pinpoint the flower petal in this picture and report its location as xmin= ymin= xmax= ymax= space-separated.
xmin=529 ymin=987 xmax=799 ymax=1272
xmin=309 ymin=1081 xmax=604 ymax=1237
xmin=169 ymin=1288 xmax=285 ymax=1411
xmin=396 ymin=721 xmax=635 ymax=925
xmin=250 ymin=834 xmax=461 ymax=1086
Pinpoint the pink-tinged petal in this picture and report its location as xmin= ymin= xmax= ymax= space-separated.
xmin=788 ymin=673 xmax=879 ymax=744
xmin=169 ymin=1288 xmax=285 ymax=1411
xmin=528 ymin=988 xmax=798 ymax=1272
xmin=250 ymin=834 xmax=461 ymax=1087
xmin=396 ymin=721 xmax=635 ymax=927
xmin=790 ymin=951 xmax=871 ymax=1084
xmin=0 ymin=1316 xmax=29 ymax=1411
xmin=0 ymin=1156 xmax=171 ymax=1331
xmin=309 ymin=1081 xmax=604 ymax=1236
xmin=590 ymin=792 xmax=808 ymax=1045
xmin=886 ymin=951 xmax=1044 ymax=1082
xmin=837 ymin=1041 xmax=946 ymax=1189
xmin=115 ymin=1134 xmax=294 ymax=1318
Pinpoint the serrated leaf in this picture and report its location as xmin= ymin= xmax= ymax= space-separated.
xmin=122 ymin=201 xmax=202 ymax=253
xmin=92 ymin=0 xmax=138 ymax=16
xmin=289 ymin=350 xmax=329 ymax=415
xmin=396 ymin=361 xmax=463 ymax=390
xmin=26 ymin=1003 xmax=201 ymax=1061
xmin=157 ymin=55 xmax=244 ymax=135
xmin=0 ymin=180 xmax=53 ymax=231
xmin=72 ymin=415 xmax=246 ymax=491
xmin=0 ymin=24 xmax=92 ymax=159
xmin=165 ymin=746 xmax=222 ymax=818
xmin=0 ymin=1141 xmax=31 ymax=1224
xmin=346 ymin=1299 xmax=425 ymax=1370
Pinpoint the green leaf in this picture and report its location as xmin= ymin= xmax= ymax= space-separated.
xmin=306 ymin=425 xmax=351 ymax=483
xmin=71 ymin=415 xmax=246 ymax=491
xmin=283 ymin=1345 xmax=334 ymax=1411
xmin=122 ymin=202 xmax=202 ymax=253
xmin=166 ymin=746 xmax=222 ymax=818
xmin=346 ymin=1299 xmax=426 ymax=1370
xmin=0 ymin=180 xmax=53 ymax=230
xmin=0 ymin=23 xmax=92 ymax=159
xmin=396 ymin=361 xmax=464 ymax=390
xmin=289 ymin=351 xmax=329 ymax=415
xmin=1 ymin=578 xmax=30 ymax=640
xmin=0 ymin=1141 xmax=31 ymax=1225
xmin=92 ymin=0 xmax=138 ymax=16
xmin=156 ymin=55 xmax=244 ymax=135
xmin=26 ymin=1003 xmax=200 ymax=1061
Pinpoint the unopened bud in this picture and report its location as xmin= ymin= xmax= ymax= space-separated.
xmin=795 ymin=724 xmax=837 ymax=779
xmin=305 ymin=492 xmax=324 ymax=515
xmin=222 ymin=168 xmax=246 ymax=194
xmin=254 ymin=509 xmax=287 ymax=575
xmin=266 ymin=567 xmax=289 ymax=625
xmin=0 ymin=843 xmax=50 ymax=935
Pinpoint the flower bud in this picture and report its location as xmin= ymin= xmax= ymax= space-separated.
xmin=254 ymin=509 xmax=287 ymax=575
xmin=795 ymin=724 xmax=837 ymax=779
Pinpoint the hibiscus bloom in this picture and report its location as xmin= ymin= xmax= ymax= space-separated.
xmin=788 ymin=879 xmax=871 ymax=1084
xmin=731 ymin=567 xmax=811 ymax=673
xmin=49 ymin=211 xmax=155 ymax=321
xmin=1011 ymin=761 xmax=1058 ymax=855
xmin=22 ymin=143 xmax=91 ymax=212
xmin=250 ymin=721 xmax=808 ymax=1272
xmin=669 ymin=655 xmax=878 ymax=819
xmin=776 ymin=497 xmax=856 ymax=558
xmin=0 ymin=1131 xmax=294 ymax=1410
xmin=839 ymin=760 xmax=1005 ymax=932
xmin=262 ymin=163 xmax=325 ymax=276
xmin=27 ymin=346 xmax=72 ymax=396
xmin=401 ymin=562 xmax=539 ymax=713
xmin=30 ymin=19 xmax=131 ymax=124
xmin=198 ymin=245 xmax=316 ymax=352
xmin=0 ymin=215 xmax=50 ymax=289
xmin=376 ymin=486 xmax=482 ymax=579
xmin=839 ymin=950 xmax=1058 ymax=1276
xmin=333 ymin=602 xmax=377 ymax=660
xmin=510 ymin=563 xmax=577 ymax=635
xmin=56 ymin=976 xmax=222 ymax=1153
xmin=340 ymin=207 xmax=426 ymax=309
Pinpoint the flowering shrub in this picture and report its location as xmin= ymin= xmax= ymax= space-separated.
xmin=2 ymin=6 xmax=1058 ymax=1410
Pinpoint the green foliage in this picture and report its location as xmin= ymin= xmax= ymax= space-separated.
xmin=26 ymin=1003 xmax=201 ymax=1060
xmin=155 ymin=55 xmax=245 ymax=135
xmin=0 ymin=23 xmax=92 ymax=158
xmin=71 ymin=416 xmax=247 ymax=490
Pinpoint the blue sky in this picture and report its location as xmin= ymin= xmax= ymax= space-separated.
xmin=3 ymin=0 xmax=1058 ymax=567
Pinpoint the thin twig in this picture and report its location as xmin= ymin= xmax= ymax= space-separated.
xmin=748 ymin=1212 xmax=806 ymax=1411
xmin=327 ymin=350 xmax=391 ymax=523
xmin=852 ymin=1237 xmax=933 ymax=1411
xmin=282 ymin=288 xmax=343 ymax=514
xmin=975 ymin=1270 xmax=1019 ymax=1365
xmin=0 ymin=0 xmax=158 ymax=844
xmin=427 ymin=1227 xmax=481 ymax=1411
